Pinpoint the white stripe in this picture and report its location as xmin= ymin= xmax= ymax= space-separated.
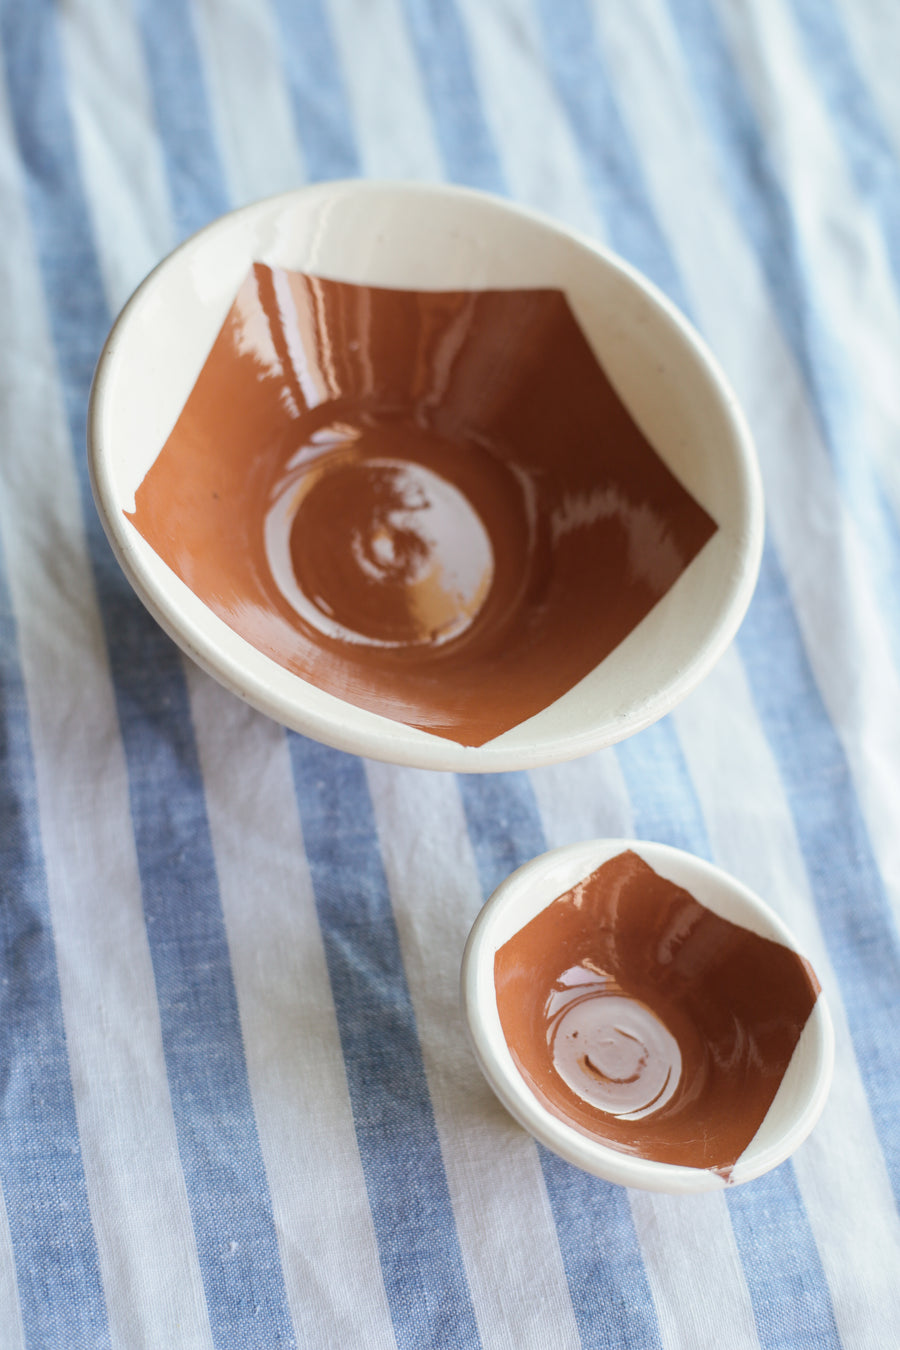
xmin=364 ymin=761 xmax=581 ymax=1350
xmin=191 ymin=0 xmax=305 ymax=205
xmin=57 ymin=0 xmax=172 ymax=304
xmin=674 ymin=651 xmax=900 ymax=1349
xmin=0 ymin=59 xmax=213 ymax=1350
xmin=0 ymin=1186 xmax=25 ymax=1350
xmin=455 ymin=0 xmax=598 ymax=234
xmin=713 ymin=0 xmax=900 ymax=541
xmin=629 ymin=1191 xmax=759 ymax=1350
xmin=528 ymin=750 xmax=632 ymax=845
xmin=327 ymin=0 xmax=443 ymax=179
xmin=590 ymin=0 xmax=900 ymax=931
xmin=832 ymin=0 xmax=900 ymax=162
xmin=528 ymin=755 xmax=761 ymax=1350
xmin=186 ymin=670 xmax=396 ymax=1349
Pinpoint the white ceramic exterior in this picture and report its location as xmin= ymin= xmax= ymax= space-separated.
xmin=88 ymin=181 xmax=764 ymax=771
xmin=461 ymin=839 xmax=834 ymax=1193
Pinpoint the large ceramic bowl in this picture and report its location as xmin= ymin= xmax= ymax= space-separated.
xmin=88 ymin=180 xmax=763 ymax=771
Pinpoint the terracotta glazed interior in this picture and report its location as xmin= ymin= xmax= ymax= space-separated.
xmin=128 ymin=265 xmax=717 ymax=746
xmin=494 ymin=851 xmax=820 ymax=1174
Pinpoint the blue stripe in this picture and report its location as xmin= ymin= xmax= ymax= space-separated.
xmin=132 ymin=0 xmax=229 ymax=237
xmin=400 ymin=0 xmax=506 ymax=190
xmin=787 ymin=0 xmax=900 ymax=295
xmin=267 ymin=0 xmax=360 ymax=180
xmin=665 ymin=0 xmax=900 ymax=671
xmin=616 ymin=719 xmax=711 ymax=858
xmin=457 ymin=773 xmax=663 ymax=1350
xmin=286 ymin=737 xmax=481 ymax=1350
xmin=618 ymin=722 xmax=842 ymax=1349
xmin=0 ymin=540 xmax=110 ymax=1347
xmin=4 ymin=6 xmax=297 ymax=1344
xmin=737 ymin=542 xmax=900 ymax=1200
xmin=728 ymin=1164 xmax=843 ymax=1350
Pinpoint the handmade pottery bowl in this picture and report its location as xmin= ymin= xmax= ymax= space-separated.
xmin=88 ymin=180 xmax=763 ymax=771
xmin=461 ymin=839 xmax=833 ymax=1192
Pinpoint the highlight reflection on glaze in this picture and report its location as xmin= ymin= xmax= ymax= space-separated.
xmin=548 ymin=974 xmax=682 ymax=1120
xmin=494 ymin=851 xmax=820 ymax=1173
xmin=267 ymin=438 xmax=495 ymax=649
xmin=128 ymin=266 xmax=717 ymax=746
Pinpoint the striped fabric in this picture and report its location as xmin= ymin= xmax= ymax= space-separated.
xmin=0 ymin=0 xmax=898 ymax=1344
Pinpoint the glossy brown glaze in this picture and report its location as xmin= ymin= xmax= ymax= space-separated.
xmin=128 ymin=265 xmax=717 ymax=745
xmin=494 ymin=851 xmax=820 ymax=1173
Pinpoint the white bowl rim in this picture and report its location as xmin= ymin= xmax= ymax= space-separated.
xmin=460 ymin=837 xmax=834 ymax=1193
xmin=88 ymin=179 xmax=765 ymax=772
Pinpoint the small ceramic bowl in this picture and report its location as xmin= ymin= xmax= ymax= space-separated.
xmin=89 ymin=180 xmax=763 ymax=771
xmin=461 ymin=839 xmax=833 ymax=1193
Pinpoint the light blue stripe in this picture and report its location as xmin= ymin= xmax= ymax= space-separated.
xmin=267 ymin=0 xmax=360 ymax=180
xmin=287 ymin=737 xmax=482 ymax=1350
xmin=729 ymin=1164 xmax=843 ymax=1349
xmin=398 ymin=0 xmax=506 ymax=190
xmin=7 ymin=5 xmax=297 ymax=1344
xmin=457 ymin=772 xmax=664 ymax=1350
xmin=0 ymin=512 xmax=110 ymax=1349
xmin=616 ymin=720 xmax=709 ymax=857
xmin=737 ymin=543 xmax=900 ymax=1202
xmin=132 ymin=0 xmax=229 ymax=237
xmin=617 ymin=721 xmax=842 ymax=1350
xmin=786 ymin=0 xmax=900 ymax=297
xmin=665 ymin=0 xmax=900 ymax=671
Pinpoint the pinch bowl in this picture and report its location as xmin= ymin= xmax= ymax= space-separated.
xmin=461 ymin=839 xmax=834 ymax=1193
xmin=88 ymin=180 xmax=763 ymax=771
